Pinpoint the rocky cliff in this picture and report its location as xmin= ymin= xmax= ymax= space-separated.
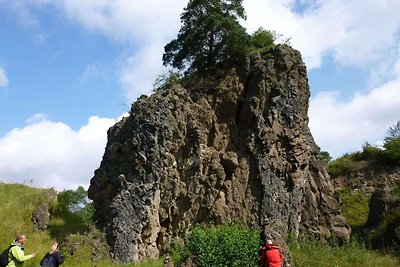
xmin=88 ymin=45 xmax=350 ymax=263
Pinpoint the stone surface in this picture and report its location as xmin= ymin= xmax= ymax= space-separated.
xmin=364 ymin=188 xmax=389 ymax=230
xmin=88 ymin=45 xmax=350 ymax=264
xmin=32 ymin=203 xmax=51 ymax=231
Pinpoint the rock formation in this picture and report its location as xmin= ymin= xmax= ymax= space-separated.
xmin=88 ymin=45 xmax=350 ymax=263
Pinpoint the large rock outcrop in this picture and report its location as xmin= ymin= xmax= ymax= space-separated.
xmin=88 ymin=45 xmax=350 ymax=263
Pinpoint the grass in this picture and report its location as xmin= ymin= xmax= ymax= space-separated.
xmin=339 ymin=189 xmax=371 ymax=233
xmin=1 ymin=182 xmax=399 ymax=266
xmin=0 ymin=183 xmax=164 ymax=267
xmin=290 ymin=237 xmax=400 ymax=267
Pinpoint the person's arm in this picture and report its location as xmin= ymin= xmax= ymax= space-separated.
xmin=40 ymin=253 xmax=48 ymax=265
xmin=56 ymin=252 xmax=65 ymax=265
xmin=10 ymin=246 xmax=34 ymax=262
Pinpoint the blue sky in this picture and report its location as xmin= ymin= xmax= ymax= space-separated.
xmin=1 ymin=0 xmax=400 ymax=190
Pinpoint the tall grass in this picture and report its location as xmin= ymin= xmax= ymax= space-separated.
xmin=0 ymin=183 xmax=163 ymax=267
xmin=290 ymin=237 xmax=400 ymax=267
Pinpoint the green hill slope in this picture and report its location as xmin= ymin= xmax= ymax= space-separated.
xmin=0 ymin=183 xmax=163 ymax=267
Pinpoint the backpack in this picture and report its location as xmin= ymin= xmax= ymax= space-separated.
xmin=0 ymin=245 xmax=15 ymax=267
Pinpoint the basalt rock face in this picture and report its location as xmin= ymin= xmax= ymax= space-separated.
xmin=88 ymin=45 xmax=350 ymax=263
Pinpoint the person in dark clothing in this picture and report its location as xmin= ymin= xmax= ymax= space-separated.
xmin=40 ymin=242 xmax=64 ymax=267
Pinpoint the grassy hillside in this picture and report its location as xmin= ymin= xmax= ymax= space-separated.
xmin=1 ymin=181 xmax=399 ymax=266
xmin=0 ymin=183 xmax=163 ymax=267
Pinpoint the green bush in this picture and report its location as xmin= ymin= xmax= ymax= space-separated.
xmin=327 ymin=153 xmax=366 ymax=177
xmin=359 ymin=142 xmax=384 ymax=161
xmin=250 ymin=28 xmax=276 ymax=55
xmin=179 ymin=224 xmax=260 ymax=267
xmin=383 ymin=139 xmax=400 ymax=165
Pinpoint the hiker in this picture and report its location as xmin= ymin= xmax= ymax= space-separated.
xmin=261 ymin=239 xmax=283 ymax=267
xmin=7 ymin=234 xmax=37 ymax=267
xmin=40 ymin=242 xmax=64 ymax=267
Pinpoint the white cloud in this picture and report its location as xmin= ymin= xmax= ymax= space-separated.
xmin=309 ymin=78 xmax=400 ymax=158
xmin=58 ymin=0 xmax=186 ymax=44
xmin=0 ymin=67 xmax=9 ymax=88
xmin=3 ymin=0 xmax=400 ymax=162
xmin=243 ymin=0 xmax=400 ymax=69
xmin=119 ymin=42 xmax=167 ymax=99
xmin=0 ymin=114 xmax=121 ymax=191
xmin=55 ymin=0 xmax=187 ymax=102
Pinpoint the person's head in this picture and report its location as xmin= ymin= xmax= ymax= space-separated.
xmin=266 ymin=239 xmax=273 ymax=245
xmin=15 ymin=234 xmax=26 ymax=245
xmin=51 ymin=242 xmax=59 ymax=253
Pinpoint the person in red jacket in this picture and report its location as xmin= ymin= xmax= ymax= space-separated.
xmin=261 ymin=239 xmax=283 ymax=267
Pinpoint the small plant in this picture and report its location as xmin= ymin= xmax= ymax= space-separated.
xmin=153 ymin=71 xmax=181 ymax=92
xmin=177 ymin=223 xmax=260 ymax=267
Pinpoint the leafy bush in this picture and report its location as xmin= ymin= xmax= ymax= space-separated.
xmin=359 ymin=142 xmax=384 ymax=161
xmin=383 ymin=138 xmax=400 ymax=165
xmin=249 ymin=28 xmax=276 ymax=55
xmin=327 ymin=153 xmax=366 ymax=177
xmin=48 ymin=187 xmax=94 ymax=242
xmin=178 ymin=224 xmax=260 ymax=267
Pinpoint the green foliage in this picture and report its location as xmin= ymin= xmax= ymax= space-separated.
xmin=249 ymin=27 xmax=276 ymax=55
xmin=320 ymin=150 xmax=332 ymax=165
xmin=327 ymin=153 xmax=366 ymax=177
xmin=163 ymin=0 xmax=249 ymax=74
xmin=384 ymin=120 xmax=400 ymax=143
xmin=368 ymin=207 xmax=400 ymax=251
xmin=326 ymin=138 xmax=399 ymax=178
xmin=55 ymin=186 xmax=89 ymax=213
xmin=359 ymin=142 xmax=384 ymax=161
xmin=0 ymin=183 xmax=164 ymax=267
xmin=383 ymin=138 xmax=400 ymax=164
xmin=339 ymin=189 xmax=370 ymax=233
xmin=52 ymin=186 xmax=94 ymax=230
xmin=153 ymin=71 xmax=181 ymax=92
xmin=170 ymin=237 xmax=191 ymax=266
xmin=289 ymin=235 xmax=400 ymax=267
xmin=177 ymin=223 xmax=260 ymax=267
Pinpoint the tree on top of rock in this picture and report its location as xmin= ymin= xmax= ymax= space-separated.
xmin=163 ymin=0 xmax=249 ymax=74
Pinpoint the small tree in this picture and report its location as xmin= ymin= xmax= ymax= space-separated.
xmin=163 ymin=0 xmax=249 ymax=74
xmin=384 ymin=121 xmax=400 ymax=143
xmin=320 ymin=150 xmax=332 ymax=165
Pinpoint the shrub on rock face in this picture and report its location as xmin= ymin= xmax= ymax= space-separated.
xmin=250 ymin=27 xmax=276 ymax=55
xmin=178 ymin=224 xmax=259 ymax=267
